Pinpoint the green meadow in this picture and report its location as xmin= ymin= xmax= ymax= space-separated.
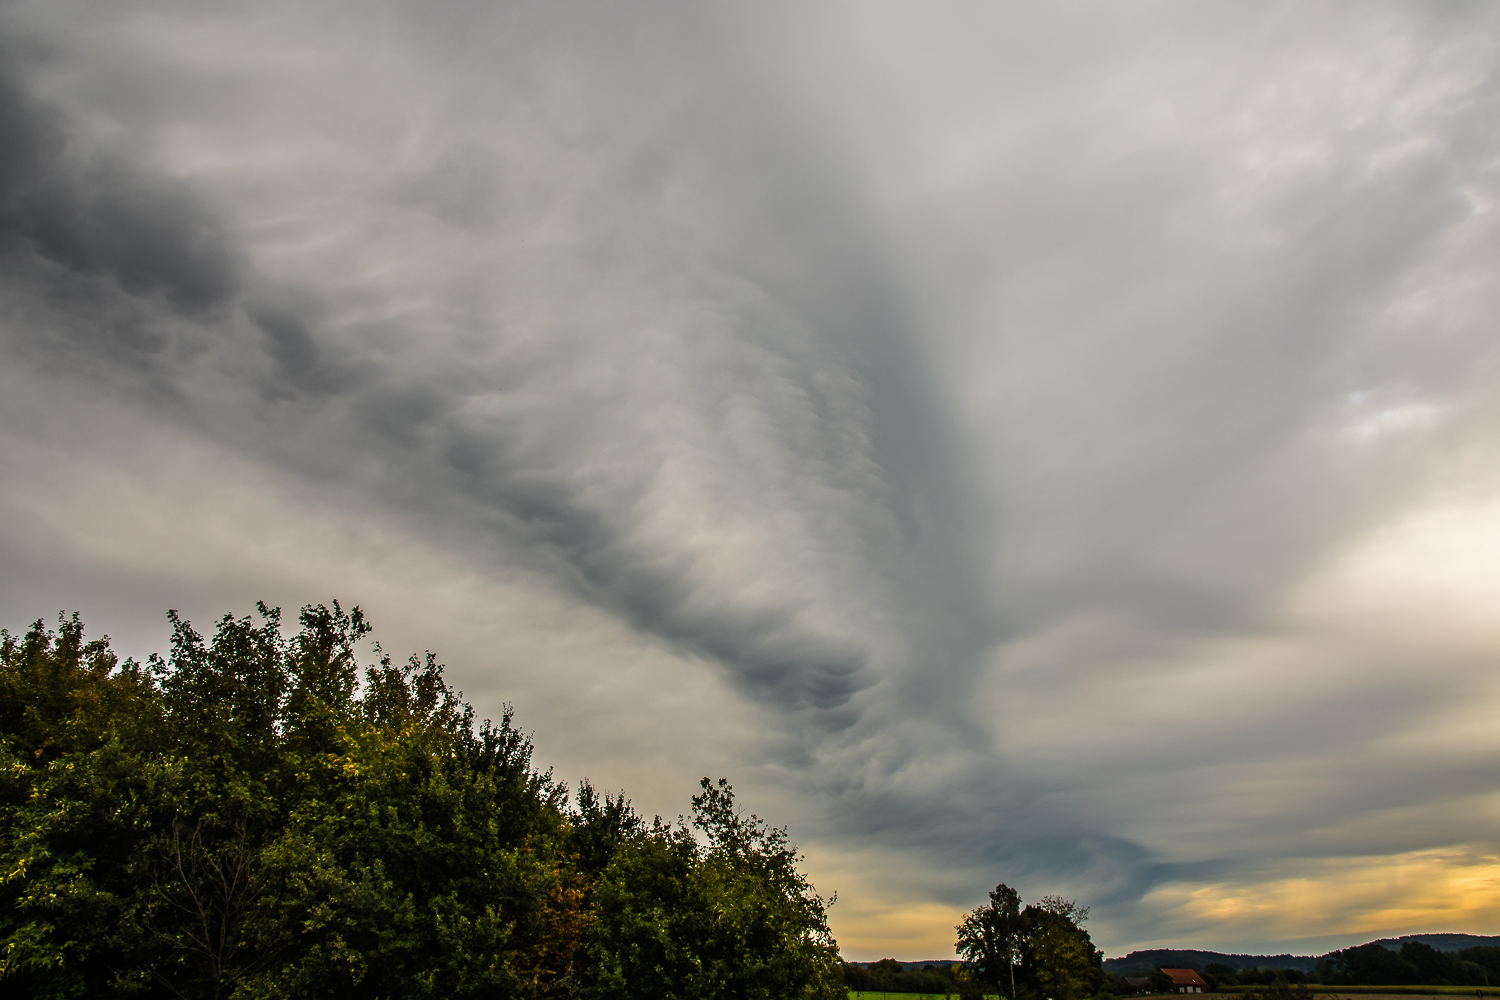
xmin=1224 ymin=990 xmax=1500 ymax=997
xmin=848 ymin=993 xmax=1500 ymax=1000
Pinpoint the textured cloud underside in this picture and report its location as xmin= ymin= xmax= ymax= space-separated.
xmin=2 ymin=0 xmax=1500 ymax=960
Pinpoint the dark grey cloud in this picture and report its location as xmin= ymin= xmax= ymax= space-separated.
xmin=0 ymin=3 xmax=971 ymax=723
xmin=3 ymin=0 xmax=1500 ymax=959
xmin=0 ymin=54 xmax=239 ymax=312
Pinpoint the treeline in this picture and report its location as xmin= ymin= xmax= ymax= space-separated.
xmin=1108 ymin=943 xmax=1500 ymax=993
xmin=1105 ymin=951 xmax=1318 ymax=977
xmin=842 ymin=959 xmax=961 ymax=994
xmin=1316 ymin=942 xmax=1500 ymax=986
xmin=0 ymin=605 xmax=844 ymax=999
xmin=1204 ymin=965 xmax=1314 ymax=987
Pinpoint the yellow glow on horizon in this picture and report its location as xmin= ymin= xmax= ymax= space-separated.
xmin=1143 ymin=846 xmax=1500 ymax=945
xmin=829 ymin=898 xmax=968 ymax=963
xmin=830 ymin=846 xmax=1500 ymax=960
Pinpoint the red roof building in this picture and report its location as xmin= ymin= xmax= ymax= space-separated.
xmin=1161 ymin=969 xmax=1209 ymax=993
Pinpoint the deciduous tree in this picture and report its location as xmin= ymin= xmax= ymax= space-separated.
xmin=2 ymin=605 xmax=843 ymax=999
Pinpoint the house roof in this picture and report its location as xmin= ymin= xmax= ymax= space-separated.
xmin=1161 ymin=969 xmax=1208 ymax=987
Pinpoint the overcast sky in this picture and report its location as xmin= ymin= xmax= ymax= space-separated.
xmin=4 ymin=0 xmax=1500 ymax=961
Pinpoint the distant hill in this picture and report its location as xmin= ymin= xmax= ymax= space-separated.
xmin=1367 ymin=934 xmax=1500 ymax=953
xmin=1101 ymin=935 xmax=1500 ymax=977
xmin=868 ymin=932 xmax=1500 ymax=977
xmin=1103 ymin=950 xmax=1318 ymax=975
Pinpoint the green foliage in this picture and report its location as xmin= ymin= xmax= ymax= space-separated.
xmin=583 ymin=778 xmax=842 ymax=1000
xmin=1024 ymin=900 xmax=1100 ymax=1000
xmin=1232 ymin=968 xmax=1307 ymax=987
xmin=956 ymin=884 xmax=1023 ymax=993
xmin=956 ymin=886 xmax=1102 ymax=1000
xmin=841 ymin=959 xmax=961 ymax=995
xmin=1 ymin=605 xmax=842 ymax=999
xmin=1236 ymin=976 xmax=1326 ymax=1000
xmin=1204 ymin=963 xmax=1237 ymax=988
xmin=1316 ymin=943 xmax=1422 ymax=986
xmin=1310 ymin=940 xmax=1500 ymax=987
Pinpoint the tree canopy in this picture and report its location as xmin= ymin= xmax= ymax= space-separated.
xmin=956 ymin=885 xmax=1101 ymax=1000
xmin=1316 ymin=941 xmax=1500 ymax=987
xmin=0 ymin=604 xmax=844 ymax=999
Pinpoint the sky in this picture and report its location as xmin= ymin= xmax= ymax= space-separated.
xmin=2 ymin=0 xmax=1500 ymax=962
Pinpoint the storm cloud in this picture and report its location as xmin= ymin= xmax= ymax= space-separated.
xmin=3 ymin=0 xmax=1500 ymax=959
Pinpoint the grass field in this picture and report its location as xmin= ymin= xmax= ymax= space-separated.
xmin=1222 ymin=989 xmax=1500 ymax=996
xmin=1311 ymin=994 xmax=1500 ymax=999
xmin=848 ymin=992 xmax=1500 ymax=1000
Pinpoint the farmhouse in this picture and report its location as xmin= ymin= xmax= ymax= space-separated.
xmin=1161 ymin=968 xmax=1209 ymax=993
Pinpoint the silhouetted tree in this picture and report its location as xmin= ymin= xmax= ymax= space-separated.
xmin=957 ymin=883 xmax=1025 ymax=997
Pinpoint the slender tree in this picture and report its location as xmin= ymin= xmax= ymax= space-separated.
xmin=956 ymin=883 xmax=1024 ymax=997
